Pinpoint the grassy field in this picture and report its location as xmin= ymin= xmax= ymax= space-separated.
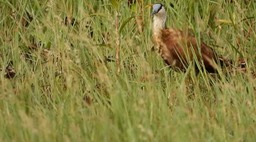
xmin=0 ymin=0 xmax=256 ymax=141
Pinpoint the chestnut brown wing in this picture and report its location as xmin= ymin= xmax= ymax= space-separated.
xmin=160 ymin=28 xmax=220 ymax=73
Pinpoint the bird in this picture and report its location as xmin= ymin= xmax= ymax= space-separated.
xmin=151 ymin=3 xmax=230 ymax=73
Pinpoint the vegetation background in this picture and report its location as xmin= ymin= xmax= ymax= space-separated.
xmin=0 ymin=0 xmax=256 ymax=141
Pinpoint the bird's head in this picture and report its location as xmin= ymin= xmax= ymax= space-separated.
xmin=151 ymin=3 xmax=167 ymax=32
xmin=151 ymin=3 xmax=166 ymax=18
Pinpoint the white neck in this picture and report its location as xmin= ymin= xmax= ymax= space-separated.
xmin=153 ymin=14 xmax=166 ymax=36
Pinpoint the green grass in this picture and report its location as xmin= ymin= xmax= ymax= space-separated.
xmin=0 ymin=0 xmax=256 ymax=141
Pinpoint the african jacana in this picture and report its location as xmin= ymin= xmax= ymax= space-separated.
xmin=151 ymin=3 xmax=229 ymax=73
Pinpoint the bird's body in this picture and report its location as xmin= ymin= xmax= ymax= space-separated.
xmin=151 ymin=4 xmax=224 ymax=73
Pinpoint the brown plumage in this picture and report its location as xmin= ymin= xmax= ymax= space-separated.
xmin=154 ymin=28 xmax=225 ymax=73
xmin=151 ymin=4 xmax=229 ymax=73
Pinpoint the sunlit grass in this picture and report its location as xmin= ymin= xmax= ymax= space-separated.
xmin=0 ymin=0 xmax=256 ymax=141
